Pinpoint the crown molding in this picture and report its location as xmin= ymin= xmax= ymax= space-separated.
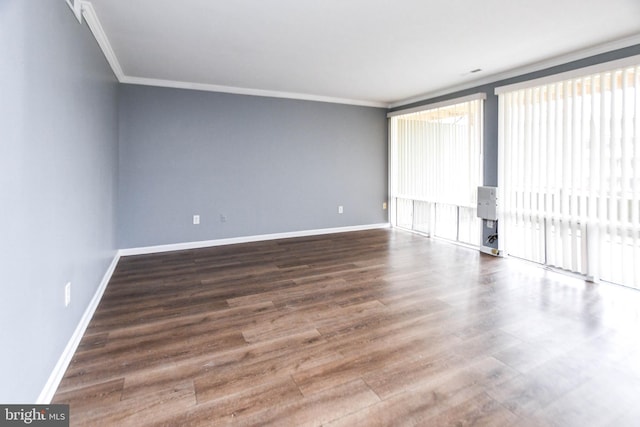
xmin=73 ymin=2 xmax=387 ymax=108
xmin=120 ymin=75 xmax=388 ymax=108
xmin=76 ymin=1 xmax=640 ymax=110
xmin=388 ymin=33 xmax=640 ymax=109
xmin=495 ymin=53 xmax=640 ymax=95
xmin=387 ymin=92 xmax=486 ymax=117
xmin=65 ymin=0 xmax=82 ymax=23
xmin=80 ymin=1 xmax=124 ymax=81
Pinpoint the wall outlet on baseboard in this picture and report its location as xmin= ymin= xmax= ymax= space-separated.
xmin=64 ymin=282 xmax=71 ymax=307
xmin=193 ymin=214 xmax=200 ymax=225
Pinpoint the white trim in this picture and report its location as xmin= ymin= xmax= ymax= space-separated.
xmin=389 ymin=33 xmax=640 ymax=109
xmin=119 ymin=223 xmax=390 ymax=256
xmin=479 ymin=246 xmax=502 ymax=257
xmin=393 ymin=226 xmax=487 ymax=254
xmin=36 ymin=223 xmax=389 ymax=401
xmin=494 ymin=54 xmax=640 ymax=94
xmin=387 ymin=93 xmax=486 ymax=117
xmin=65 ymin=0 xmax=82 ymax=23
xmin=77 ymin=2 xmax=385 ymax=108
xmin=121 ymin=76 xmax=388 ymax=108
xmin=80 ymin=1 xmax=125 ymax=81
xmin=37 ymin=252 xmax=120 ymax=404
xmin=76 ymin=1 xmax=640 ymax=109
xmin=396 ymin=226 xmax=502 ymax=257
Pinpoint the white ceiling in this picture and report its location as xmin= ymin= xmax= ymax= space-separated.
xmin=86 ymin=0 xmax=640 ymax=108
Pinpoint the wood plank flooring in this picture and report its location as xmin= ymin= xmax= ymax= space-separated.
xmin=53 ymin=229 xmax=640 ymax=426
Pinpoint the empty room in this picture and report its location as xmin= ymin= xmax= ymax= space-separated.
xmin=2 ymin=0 xmax=640 ymax=425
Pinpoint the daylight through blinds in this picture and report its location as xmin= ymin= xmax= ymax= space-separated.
xmin=389 ymin=95 xmax=484 ymax=246
xmin=497 ymin=60 xmax=640 ymax=288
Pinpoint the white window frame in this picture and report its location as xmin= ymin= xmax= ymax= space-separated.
xmin=388 ymin=93 xmax=486 ymax=247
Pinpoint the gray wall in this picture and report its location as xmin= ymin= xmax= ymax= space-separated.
xmin=0 ymin=1 xmax=119 ymax=402
xmin=118 ymin=85 xmax=388 ymax=248
xmin=1 ymin=0 xmax=636 ymax=404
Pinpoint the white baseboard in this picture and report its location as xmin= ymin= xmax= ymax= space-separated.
xmin=36 ymin=223 xmax=389 ymax=402
xmin=480 ymin=246 xmax=502 ymax=257
xmin=119 ymin=223 xmax=391 ymax=256
xmin=37 ymin=252 xmax=121 ymax=404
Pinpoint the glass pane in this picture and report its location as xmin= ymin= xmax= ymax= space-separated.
xmin=458 ymin=206 xmax=481 ymax=246
xmin=413 ymin=201 xmax=431 ymax=234
xmin=395 ymin=198 xmax=413 ymax=230
xmin=434 ymin=204 xmax=457 ymax=241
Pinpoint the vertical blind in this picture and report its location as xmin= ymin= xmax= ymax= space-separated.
xmin=497 ymin=58 xmax=640 ymax=289
xmin=389 ymin=95 xmax=484 ymax=246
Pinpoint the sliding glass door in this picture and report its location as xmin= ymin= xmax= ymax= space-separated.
xmin=497 ymin=57 xmax=640 ymax=289
xmin=389 ymin=95 xmax=484 ymax=247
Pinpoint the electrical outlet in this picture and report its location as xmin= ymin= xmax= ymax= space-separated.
xmin=338 ymin=205 xmax=344 ymax=214
xmin=64 ymin=282 xmax=71 ymax=307
xmin=193 ymin=214 xmax=200 ymax=225
xmin=220 ymin=214 xmax=227 ymax=223
xmin=383 ymin=202 xmax=387 ymax=210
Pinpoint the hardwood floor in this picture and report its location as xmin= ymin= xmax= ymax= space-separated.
xmin=53 ymin=229 xmax=640 ymax=426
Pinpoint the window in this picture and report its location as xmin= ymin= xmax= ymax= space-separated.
xmin=389 ymin=94 xmax=484 ymax=246
xmin=497 ymin=56 xmax=640 ymax=289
